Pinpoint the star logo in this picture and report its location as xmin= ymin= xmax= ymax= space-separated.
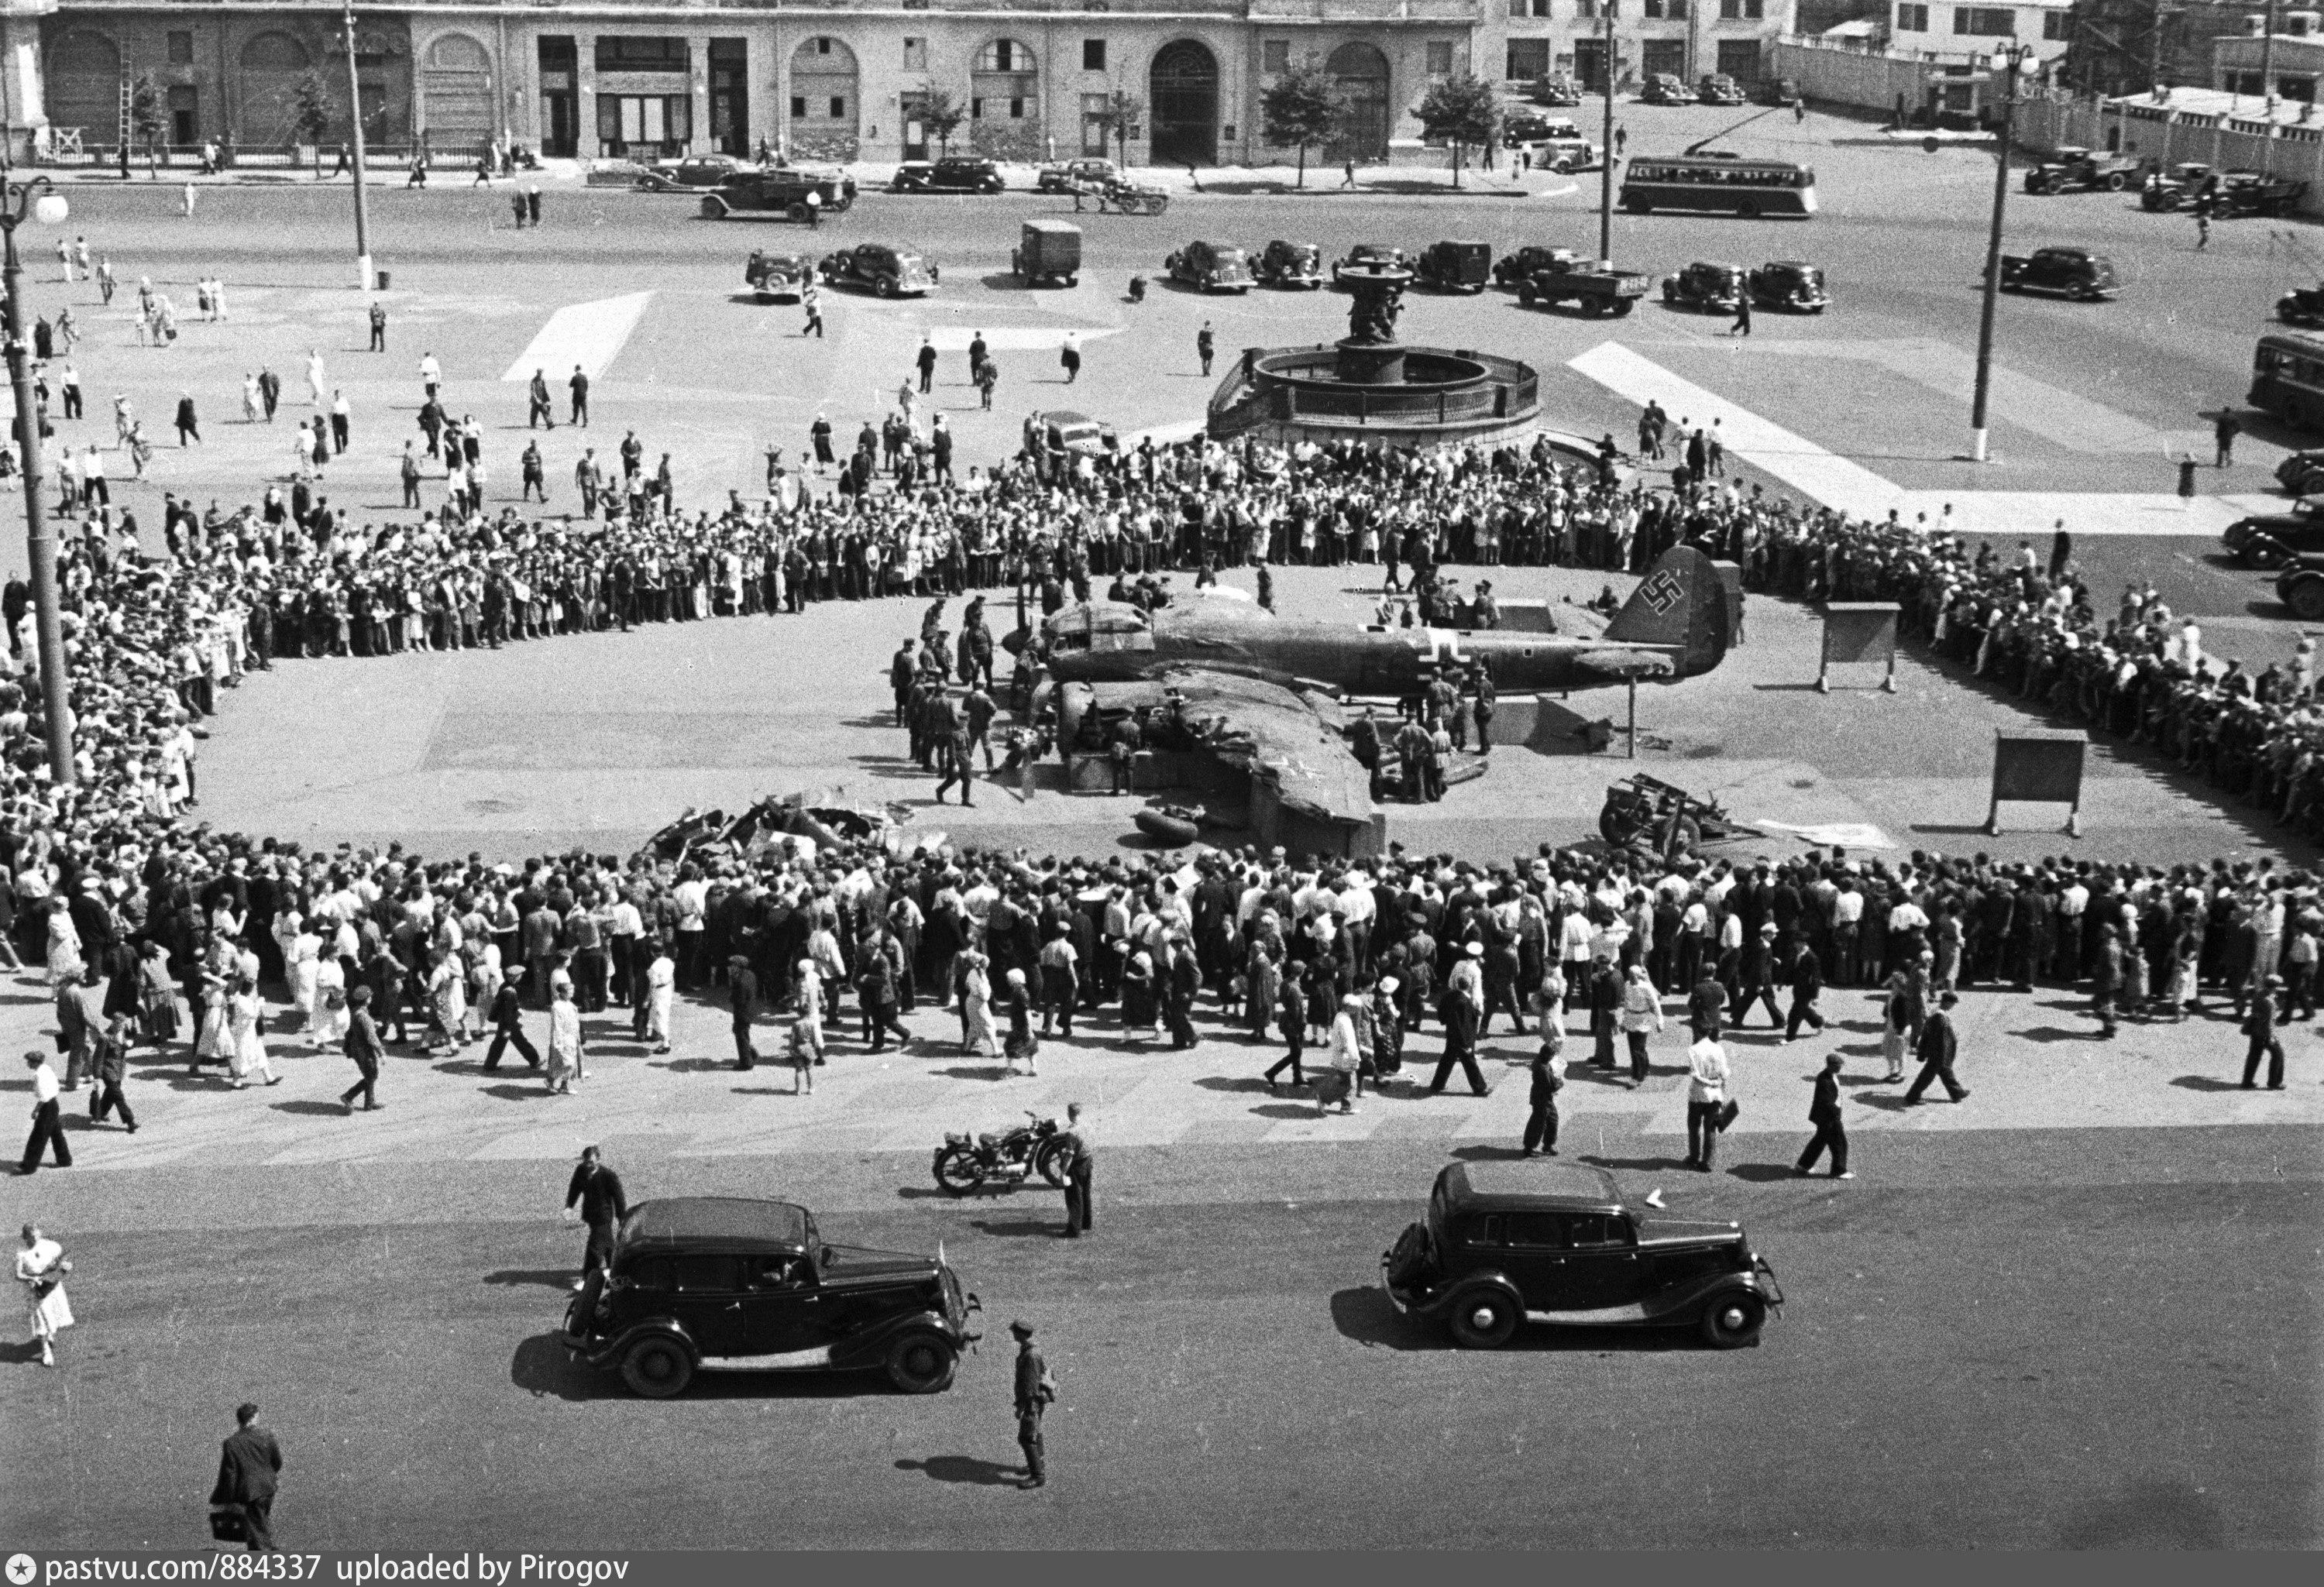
xmin=7 ymin=1553 xmax=37 ymax=1585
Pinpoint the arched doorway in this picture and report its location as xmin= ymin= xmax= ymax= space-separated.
xmin=1149 ymin=40 xmax=1217 ymax=167
xmin=789 ymin=36 xmax=859 ymax=160
xmin=43 ymin=30 xmax=120 ymax=148
xmin=239 ymin=31 xmax=313 ymax=146
xmin=422 ymin=33 xmax=495 ymax=154
xmin=1325 ymin=42 xmax=1389 ymax=164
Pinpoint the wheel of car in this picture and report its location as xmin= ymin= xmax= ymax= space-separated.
xmin=1553 ymin=157 xmax=1574 ymax=174
xmin=1612 ymin=299 xmax=1637 ymax=317
xmin=700 ymin=197 xmax=728 ymax=221
xmin=786 ymin=202 xmax=808 ymax=222
xmin=2105 ymin=171 xmax=2128 ymax=192
xmin=620 ymin=1335 xmax=694 ymax=1398
xmin=2245 ymin=544 xmax=2288 ymax=571
xmin=2291 ymin=578 xmax=2324 ymax=623
xmin=1518 ymin=288 xmax=1536 ymax=307
xmin=1661 ymin=282 xmax=1676 ymax=304
xmin=2298 ymin=472 xmax=2324 ymax=496
xmin=1446 ymin=1286 xmax=1519 ymax=1349
xmin=885 ymin=1330 xmax=958 ymax=1394
xmin=1735 ymin=200 xmax=1759 ymax=219
xmin=1583 ymin=297 xmax=1606 ymax=317
xmin=933 ymin=1143 xmax=984 ymax=1196
xmin=1065 ymin=275 xmax=1078 ymax=288
xmin=1700 ymin=1293 xmax=1766 ymax=1350
xmin=875 ymin=275 xmax=896 ymax=298
xmin=1624 ymin=196 xmax=1652 ymax=215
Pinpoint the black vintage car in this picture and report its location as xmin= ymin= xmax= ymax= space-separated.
xmin=819 ymin=242 xmax=939 ymax=296
xmin=1332 ymin=242 xmax=1414 ymax=287
xmin=1253 ymin=239 xmax=1324 ymax=288
xmin=2023 ymin=146 xmax=2143 ymax=195
xmin=1748 ymin=259 xmax=1831 ymax=312
xmin=2278 ymin=284 xmax=2324 ymax=329
xmin=638 ymin=154 xmax=748 ymax=192
xmin=1036 ymin=156 xmax=1117 ymax=194
xmin=2144 ymin=163 xmax=2306 ymax=217
xmin=1528 ymin=74 xmax=1584 ymax=108
xmin=564 ymin=1197 xmax=982 ymax=1397
xmin=1999 ymin=246 xmax=2117 ymax=301
xmin=700 ymin=168 xmax=856 ymax=222
xmin=2279 ymin=553 xmax=2324 ymax=621
xmin=744 ymin=249 xmax=816 ymax=302
xmin=1662 ymin=259 xmax=1748 ymax=312
xmin=1164 ymin=239 xmax=1253 ymax=292
xmin=1414 ymin=239 xmax=1493 ymax=293
xmin=890 ymin=156 xmax=1007 ymax=195
xmin=1493 ymin=243 xmax=1579 ymax=287
xmin=2223 ymin=498 xmax=2324 ymax=568
xmin=2278 ymin=448 xmax=2324 ymax=496
xmin=1383 ymin=1163 xmax=1783 ymax=1350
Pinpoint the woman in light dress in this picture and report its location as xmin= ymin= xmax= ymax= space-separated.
xmin=285 ymin=914 xmax=321 ymax=1032
xmin=544 ymin=986 xmax=583 ymax=1094
xmin=225 ymin=976 xmax=279 ymax=1088
xmin=16 ymin=1225 xmax=73 ymax=1369
xmin=242 ymin=373 xmax=261 ymax=422
xmin=192 ymin=964 xmax=235 ymax=1075
xmin=311 ymin=950 xmax=351 ymax=1048
xmin=43 ymin=897 xmax=83 ymax=988
xmin=960 ymin=950 xmax=998 ymax=1060
xmin=645 ymin=940 xmax=676 ymax=1054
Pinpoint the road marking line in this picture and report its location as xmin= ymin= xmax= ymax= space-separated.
xmin=500 ymin=290 xmax=653 ymax=383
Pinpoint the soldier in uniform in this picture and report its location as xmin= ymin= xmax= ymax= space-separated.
xmin=932 ymin=690 xmax=975 ymax=806
xmin=1009 ymin=1319 xmax=1054 ymax=1489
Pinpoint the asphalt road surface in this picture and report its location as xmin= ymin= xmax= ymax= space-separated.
xmin=2 ymin=1125 xmax=2315 ymax=1551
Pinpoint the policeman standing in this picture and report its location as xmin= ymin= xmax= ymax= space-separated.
xmin=1009 ymin=1318 xmax=1054 ymax=1489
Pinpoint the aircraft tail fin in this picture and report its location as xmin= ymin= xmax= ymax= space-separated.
xmin=1604 ymin=546 xmax=1732 ymax=678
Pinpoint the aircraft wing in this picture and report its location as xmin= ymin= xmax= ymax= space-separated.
xmin=1143 ymin=666 xmax=1377 ymax=830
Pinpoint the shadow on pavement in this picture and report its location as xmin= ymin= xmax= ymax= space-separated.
xmin=270 ymin=1099 xmax=345 ymax=1117
xmin=1582 ymin=1152 xmax=1690 ymax=1172
xmin=483 ymin=1269 xmax=576 ymax=1289
xmin=1727 ymin=1163 xmax=1800 ymax=1182
xmin=2012 ymin=1026 xmax=2097 ymax=1043
xmin=511 ymin=1333 xmax=885 ymax=1402
xmin=969 ymin=1218 xmax=1060 ymax=1238
xmin=482 ymin=1084 xmax=550 ymax=1102
xmin=2171 ymin=1075 xmax=2248 ymax=1091
xmin=895 ymin=1455 xmax=1020 ymax=1486
xmin=1449 ymin=1144 xmax=1532 ymax=1162
xmin=1330 ymin=1286 xmax=1698 ymax=1353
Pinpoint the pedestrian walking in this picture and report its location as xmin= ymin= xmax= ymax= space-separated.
xmin=1620 ymin=961 xmax=1664 ymax=1085
xmin=339 ymin=983 xmax=384 ymax=1112
xmin=207 ymin=1403 xmax=284 ymax=1553
xmin=2242 ymin=973 xmax=2288 ymax=1088
xmin=1341 ymin=157 xmax=1356 ymax=188
xmin=2195 ymin=204 xmax=2212 ymax=250
xmin=1685 ymin=1029 xmax=1731 ymax=1171
xmin=330 ymin=390 xmax=350 ymax=454
xmin=1794 ymin=1053 xmax=1853 ymax=1180
xmin=565 ymin=1146 xmax=627 ymax=1289
xmin=19 ymin=1049 xmax=70 ymax=1173
xmin=1427 ymin=942 xmax=1490 ymax=1096
xmin=1059 ymin=1101 xmax=1094 ymax=1236
xmin=1522 ymin=1035 xmax=1566 ymax=1156
xmin=87 ymin=1024 xmax=136 ymax=1133
xmin=1319 ymin=994 xmax=1363 ymax=1116
xmin=1730 ymin=292 xmax=1752 ymax=339
xmin=976 ymin=357 xmax=998 ymax=410
xmin=1060 ymin=331 xmax=1081 ymax=385
xmin=15 ymin=1224 xmax=73 ymax=1367
xmin=802 ymin=282 xmax=825 ymax=339
xmin=545 ymin=982 xmax=583 ymax=1092
xmin=1903 ymin=989 xmax=1970 ymax=1103
xmin=1197 ymin=320 xmax=1215 ymax=377
xmin=2216 ymin=409 xmax=2241 ymax=468
xmin=526 ymin=186 xmax=543 ymax=226
xmin=1009 ymin=1319 xmax=1054 ymax=1489
xmin=482 ymin=965 xmax=540 ymax=1070
xmin=916 ymin=335 xmax=937 ymax=393
xmin=569 ymin=365 xmax=591 ymax=426
xmin=367 ymin=298 xmax=387 ymax=353
xmin=174 ymin=392 xmax=200 ymax=446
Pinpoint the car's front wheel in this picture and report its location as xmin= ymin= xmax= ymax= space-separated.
xmin=1445 ymin=1286 xmax=1519 ymax=1349
xmin=621 ymin=1335 xmax=695 ymax=1398
xmin=2289 ymin=579 xmax=2324 ymax=623
xmin=885 ymin=1330 xmax=959 ymax=1393
xmin=1700 ymin=1293 xmax=1766 ymax=1349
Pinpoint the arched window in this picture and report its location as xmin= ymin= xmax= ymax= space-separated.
xmin=971 ymin=38 xmax=1037 ymax=122
xmin=789 ymin=36 xmax=858 ymax=126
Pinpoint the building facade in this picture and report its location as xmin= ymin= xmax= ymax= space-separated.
xmin=1494 ymin=0 xmax=1799 ymax=94
xmin=1886 ymin=0 xmax=2072 ymax=67
xmin=15 ymin=2 xmax=1504 ymax=166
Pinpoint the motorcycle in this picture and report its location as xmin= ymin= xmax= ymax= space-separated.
xmin=933 ymin=1111 xmax=1072 ymax=1196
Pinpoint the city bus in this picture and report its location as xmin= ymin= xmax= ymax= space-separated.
xmin=2250 ymin=331 xmax=2324 ymax=431
xmin=1618 ymin=153 xmax=1818 ymax=218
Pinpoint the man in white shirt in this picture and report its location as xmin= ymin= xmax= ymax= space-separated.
xmin=21 ymin=1051 xmax=70 ymax=1172
xmin=1685 ymin=1032 xmax=1731 ymax=1173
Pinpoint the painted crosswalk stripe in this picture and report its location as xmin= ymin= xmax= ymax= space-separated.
xmin=500 ymin=290 xmax=653 ymax=383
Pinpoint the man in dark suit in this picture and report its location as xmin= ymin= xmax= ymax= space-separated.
xmin=728 ymin=956 xmax=759 ymax=1070
xmin=482 ymin=967 xmax=539 ymax=1070
xmin=564 ymin=1146 xmax=627 ymax=1289
xmin=1793 ymin=1053 xmax=1852 ymax=1179
xmin=209 ymin=1402 xmax=284 ymax=1552
xmin=2242 ymin=973 xmax=2287 ymax=1089
xmin=1784 ymin=941 xmax=1827 ymax=1042
xmin=1904 ymin=989 xmax=1969 ymax=1103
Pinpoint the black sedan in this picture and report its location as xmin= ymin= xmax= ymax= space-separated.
xmin=638 ymin=155 xmax=747 ymax=192
xmin=1164 ymin=240 xmax=1253 ymax=293
xmin=1662 ymin=260 xmax=1747 ymax=313
xmin=2223 ymin=499 xmax=2324 ymax=569
xmin=1748 ymin=260 xmax=1831 ymax=313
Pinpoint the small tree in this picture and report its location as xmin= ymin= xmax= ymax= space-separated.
xmin=1090 ymin=89 xmax=1144 ymax=167
xmin=129 ymin=73 xmax=165 ymax=156
xmin=1414 ymin=71 xmax=1498 ymax=189
xmin=1260 ymin=57 xmax=1345 ymax=187
xmin=920 ymin=89 xmax=968 ymax=159
xmin=291 ymin=69 xmax=335 ymax=149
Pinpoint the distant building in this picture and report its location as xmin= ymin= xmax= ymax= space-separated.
xmin=1886 ymin=0 xmax=2074 ymax=67
xmin=2062 ymin=1 xmax=2317 ymax=99
xmin=1495 ymin=0 xmax=1800 ymax=93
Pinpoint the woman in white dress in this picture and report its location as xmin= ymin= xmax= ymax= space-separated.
xmin=286 ymin=916 xmax=321 ymax=1032
xmin=242 ymin=373 xmax=261 ymax=422
xmin=961 ymin=951 xmax=998 ymax=1060
xmin=226 ymin=977 xmax=279 ymax=1088
xmin=311 ymin=953 xmax=350 ymax=1047
xmin=545 ymin=987 xmax=583 ymax=1094
xmin=15 ymin=1225 xmax=73 ymax=1369
xmin=192 ymin=966 xmax=234 ymax=1075
xmin=43 ymin=897 xmax=83 ymax=988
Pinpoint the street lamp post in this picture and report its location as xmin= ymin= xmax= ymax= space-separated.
xmin=1599 ymin=2 xmax=1618 ymax=263
xmin=1968 ymin=45 xmax=2037 ymax=465
xmin=342 ymin=0 xmax=375 ymax=289
xmin=0 ymin=167 xmax=75 ymax=785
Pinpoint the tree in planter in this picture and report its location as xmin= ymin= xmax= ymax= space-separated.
xmin=1260 ymin=57 xmax=1345 ymax=187
xmin=919 ymin=89 xmax=968 ymax=160
xmin=1413 ymin=71 xmax=1498 ymax=190
xmin=291 ymin=70 xmax=336 ymax=155
xmin=129 ymin=73 xmax=165 ymax=164
xmin=1089 ymin=90 xmax=1144 ymax=170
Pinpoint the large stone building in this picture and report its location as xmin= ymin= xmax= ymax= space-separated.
xmin=3 ymin=0 xmax=1793 ymax=165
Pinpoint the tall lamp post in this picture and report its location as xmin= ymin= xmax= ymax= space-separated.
xmin=0 ymin=166 xmax=76 ymax=785
xmin=342 ymin=0 xmax=375 ymax=289
xmin=1598 ymin=1 xmax=1618 ymax=263
xmin=1968 ymin=43 xmax=2039 ymax=465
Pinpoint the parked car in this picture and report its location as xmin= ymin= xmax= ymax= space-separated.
xmin=1697 ymin=73 xmax=1747 ymax=106
xmin=2144 ymin=163 xmax=2306 ymax=216
xmin=1414 ymin=239 xmax=1493 ymax=293
xmin=744 ymin=249 xmax=816 ymax=302
xmin=1999 ymin=247 xmax=2117 ymax=301
xmin=1253 ymin=239 xmax=1325 ymax=289
xmin=1164 ymin=239 xmax=1253 ymax=292
xmin=1747 ymin=259 xmax=1831 ymax=312
xmin=1332 ymin=242 xmax=1414 ymax=287
xmin=1662 ymin=259 xmax=1748 ymax=312
xmin=562 ymin=1196 xmax=982 ymax=1398
xmin=1757 ymin=76 xmax=1802 ymax=107
xmin=2276 ymin=448 xmax=2324 ymax=496
xmin=1529 ymin=74 xmax=1585 ymax=107
xmin=1380 ymin=1163 xmax=1784 ymax=1351
xmin=1012 ymin=218 xmax=1081 ymax=287
xmin=2224 ymin=498 xmax=2324 ymax=568
xmin=1036 ymin=156 xmax=1117 ymax=194
xmin=2278 ymin=284 xmax=2324 ymax=328
xmin=1518 ymin=256 xmax=1650 ymax=317
xmin=638 ymin=154 xmax=747 ymax=192
xmin=819 ymin=242 xmax=938 ymax=296
xmin=1025 ymin=409 xmax=1118 ymax=459
xmin=889 ymin=156 xmax=1006 ymax=194
xmin=1640 ymin=73 xmax=1692 ymax=105
xmin=1512 ymin=118 xmax=1601 ymax=174
xmin=2278 ymin=552 xmax=2324 ymax=620
xmin=1494 ymin=244 xmax=1580 ymax=287
xmin=701 ymin=168 xmax=856 ymax=222
xmin=2023 ymin=146 xmax=2144 ymax=194
xmin=2141 ymin=161 xmax=2217 ymax=211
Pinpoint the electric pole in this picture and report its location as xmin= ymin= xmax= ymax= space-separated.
xmin=1599 ymin=2 xmax=1617 ymax=263
xmin=342 ymin=0 xmax=374 ymax=289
